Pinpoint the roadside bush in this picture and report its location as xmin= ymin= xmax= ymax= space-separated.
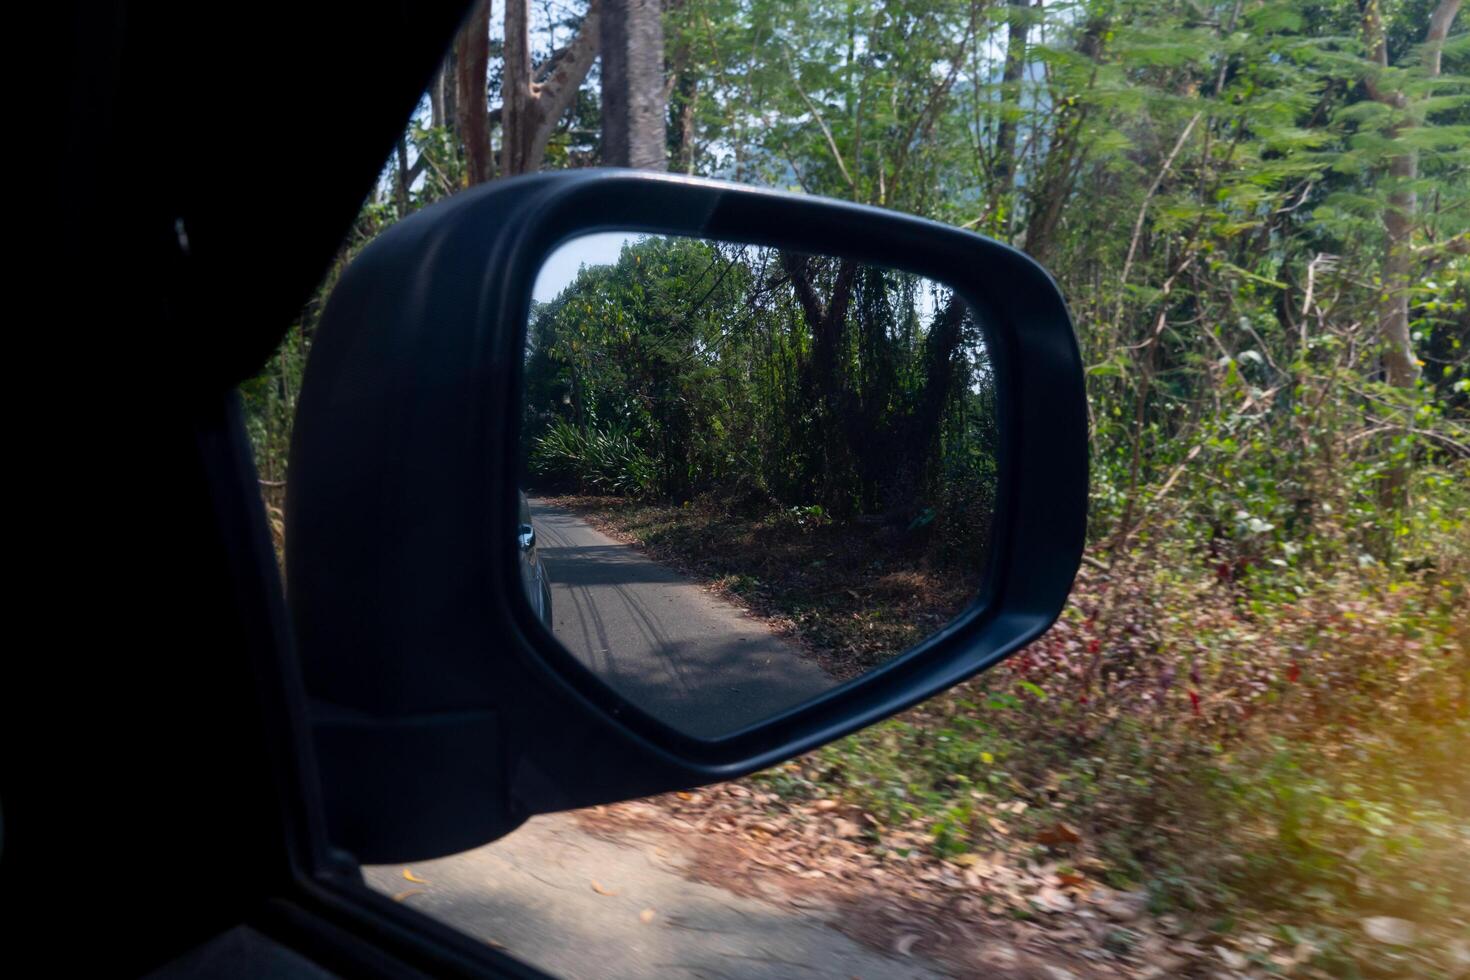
xmin=528 ymin=418 xmax=657 ymax=497
xmin=784 ymin=544 xmax=1470 ymax=973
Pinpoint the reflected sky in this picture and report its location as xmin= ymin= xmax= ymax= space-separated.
xmin=533 ymin=231 xmax=952 ymax=325
xmin=533 ymin=232 xmax=641 ymax=302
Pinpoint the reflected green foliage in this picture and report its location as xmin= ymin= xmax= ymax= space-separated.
xmin=530 ymin=417 xmax=658 ymax=497
xmin=524 ymin=236 xmax=998 ymax=559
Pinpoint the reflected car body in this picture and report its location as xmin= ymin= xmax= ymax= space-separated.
xmin=518 ymin=491 xmax=553 ymax=627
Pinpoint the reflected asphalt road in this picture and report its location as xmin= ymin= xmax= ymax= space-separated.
xmin=531 ymin=500 xmax=832 ymax=738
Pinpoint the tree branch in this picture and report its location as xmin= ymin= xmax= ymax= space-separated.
xmin=1112 ymin=110 xmax=1203 ymax=331
xmin=782 ymin=46 xmax=857 ymax=193
xmin=535 ymin=0 xmax=602 ymax=135
xmin=780 ymin=252 xmax=828 ymax=329
xmin=1425 ymin=0 xmax=1462 ymax=76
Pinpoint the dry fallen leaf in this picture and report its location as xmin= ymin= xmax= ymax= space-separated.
xmin=1360 ymin=916 xmax=1416 ymax=946
xmin=639 ymin=908 xmax=657 ymax=924
xmin=401 ymin=868 xmax=429 ymax=884
xmin=591 ymin=879 xmax=620 ymax=896
xmin=1032 ymin=885 xmax=1074 ymax=913
xmin=814 ymin=799 xmax=839 ymax=812
xmin=979 ymin=943 xmax=1020 ymax=969
xmin=1040 ymin=967 xmax=1079 ymax=980
xmin=1057 ymin=872 xmax=1087 ymax=888
xmin=392 ymin=888 xmax=425 ymax=902
xmin=1214 ymin=945 xmax=1249 ymax=970
xmin=1036 ymin=822 xmax=1081 ymax=846
xmin=1144 ymin=949 xmax=1188 ymax=973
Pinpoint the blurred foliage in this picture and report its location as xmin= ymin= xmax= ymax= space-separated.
xmin=784 ymin=553 xmax=1468 ymax=975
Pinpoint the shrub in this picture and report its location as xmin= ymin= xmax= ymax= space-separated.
xmin=529 ymin=418 xmax=657 ymax=497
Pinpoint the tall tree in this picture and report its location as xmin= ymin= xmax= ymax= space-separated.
xmin=782 ymin=253 xmax=970 ymax=515
xmin=989 ymin=0 xmax=1032 ymax=239
xmin=665 ymin=0 xmax=700 ymax=173
xmin=601 ymin=0 xmax=669 ymax=169
xmin=455 ymin=0 xmax=494 ymax=184
xmin=503 ymin=0 xmax=604 ymax=174
xmin=1360 ymin=0 xmax=1462 ymax=513
xmin=1362 ymin=0 xmax=1462 ymax=391
xmin=429 ymin=52 xmax=457 ymax=131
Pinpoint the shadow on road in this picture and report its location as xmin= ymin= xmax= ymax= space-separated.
xmin=532 ymin=501 xmax=836 ymax=739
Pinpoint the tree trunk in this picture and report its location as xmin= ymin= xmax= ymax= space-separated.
xmin=781 ymin=255 xmax=966 ymax=516
xmin=504 ymin=0 xmax=603 ymax=175
xmin=1364 ymin=0 xmax=1459 ymax=388
xmin=1380 ymin=156 xmax=1420 ymax=389
xmin=1362 ymin=0 xmax=1460 ymax=513
xmin=675 ymin=75 xmax=698 ymax=173
xmin=990 ymin=0 xmax=1030 ymax=239
xmin=601 ymin=0 xmax=667 ymax=170
xmin=1020 ymin=13 xmax=1105 ymax=264
xmin=394 ymin=135 xmax=411 ymax=217
xmin=872 ymin=295 xmax=966 ymax=519
xmin=429 ymin=64 xmax=447 ymax=129
xmin=455 ymin=0 xmax=494 ymax=185
xmin=666 ymin=38 xmax=698 ymax=174
xmin=665 ymin=0 xmax=697 ymax=173
xmin=503 ymin=0 xmax=536 ymax=175
xmin=434 ymin=45 xmax=460 ymax=138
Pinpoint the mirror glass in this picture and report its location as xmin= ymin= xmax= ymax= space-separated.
xmin=520 ymin=232 xmax=998 ymax=739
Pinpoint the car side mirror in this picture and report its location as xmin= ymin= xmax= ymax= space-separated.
xmin=286 ymin=171 xmax=1086 ymax=863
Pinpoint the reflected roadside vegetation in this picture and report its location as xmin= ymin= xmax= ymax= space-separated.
xmin=520 ymin=233 xmax=997 ymax=736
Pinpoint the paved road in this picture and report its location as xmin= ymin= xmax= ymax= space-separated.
xmin=532 ymin=501 xmax=833 ymax=739
xmin=366 ymin=814 xmax=945 ymax=980
xmin=360 ymin=508 xmax=948 ymax=978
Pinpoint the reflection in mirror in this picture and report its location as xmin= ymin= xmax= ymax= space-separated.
xmin=520 ymin=233 xmax=997 ymax=739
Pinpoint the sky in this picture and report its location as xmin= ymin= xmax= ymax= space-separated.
xmin=532 ymin=231 xmax=643 ymax=302
xmin=529 ymin=230 xmax=958 ymax=330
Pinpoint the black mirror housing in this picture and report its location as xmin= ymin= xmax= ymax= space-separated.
xmin=287 ymin=171 xmax=1086 ymax=863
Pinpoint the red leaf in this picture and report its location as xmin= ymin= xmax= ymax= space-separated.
xmin=1286 ymin=663 xmax=1301 ymax=683
xmin=1036 ymin=822 xmax=1082 ymax=846
xmin=1188 ymin=690 xmax=1201 ymax=716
